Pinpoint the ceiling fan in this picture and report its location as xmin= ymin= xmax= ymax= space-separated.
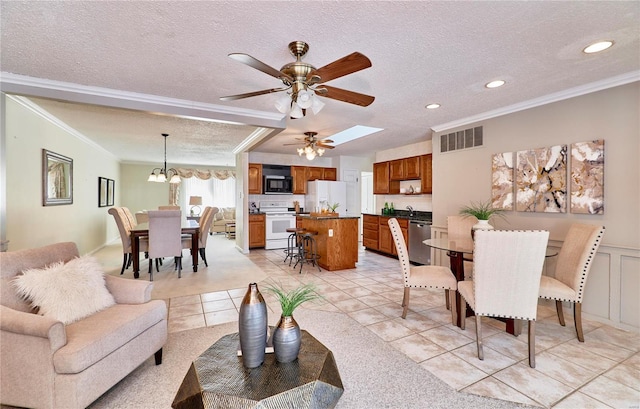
xmin=283 ymin=132 xmax=334 ymax=160
xmin=220 ymin=41 xmax=374 ymax=118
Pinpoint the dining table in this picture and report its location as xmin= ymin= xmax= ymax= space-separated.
xmin=130 ymin=219 xmax=200 ymax=279
xmin=423 ymin=237 xmax=558 ymax=336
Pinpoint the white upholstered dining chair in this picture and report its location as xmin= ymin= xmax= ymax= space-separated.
xmin=458 ymin=229 xmax=549 ymax=368
xmin=388 ymin=218 xmax=458 ymax=323
xmin=538 ymin=223 xmax=605 ymax=342
xmin=147 ymin=210 xmax=184 ymax=280
xmin=108 ymin=207 xmax=148 ymax=276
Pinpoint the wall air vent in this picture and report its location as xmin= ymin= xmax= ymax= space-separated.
xmin=440 ymin=126 xmax=483 ymax=153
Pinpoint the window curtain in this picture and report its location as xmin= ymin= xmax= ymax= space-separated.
xmin=170 ymin=168 xmax=236 ymax=208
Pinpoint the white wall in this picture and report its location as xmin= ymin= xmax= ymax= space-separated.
xmin=4 ymin=95 xmax=120 ymax=253
xmin=431 ymin=82 xmax=640 ymax=331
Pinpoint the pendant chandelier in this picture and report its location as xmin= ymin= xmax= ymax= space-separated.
xmin=147 ymin=133 xmax=181 ymax=183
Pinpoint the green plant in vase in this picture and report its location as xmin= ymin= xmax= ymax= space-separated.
xmin=459 ymin=200 xmax=507 ymax=239
xmin=264 ymin=282 xmax=322 ymax=363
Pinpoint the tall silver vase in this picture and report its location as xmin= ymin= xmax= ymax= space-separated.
xmin=238 ymin=283 xmax=268 ymax=368
xmin=272 ymin=315 xmax=301 ymax=363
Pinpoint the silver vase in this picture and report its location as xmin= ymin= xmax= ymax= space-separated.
xmin=238 ymin=283 xmax=268 ymax=368
xmin=272 ymin=315 xmax=301 ymax=363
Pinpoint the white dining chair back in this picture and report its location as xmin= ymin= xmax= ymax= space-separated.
xmin=388 ymin=218 xmax=458 ymax=323
xmin=147 ymin=210 xmax=183 ymax=281
xmin=539 ymin=223 xmax=605 ymax=342
xmin=158 ymin=205 xmax=180 ymax=210
xmin=457 ymin=229 xmax=549 ymax=368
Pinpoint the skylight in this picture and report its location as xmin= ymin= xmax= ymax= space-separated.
xmin=327 ymin=125 xmax=384 ymax=146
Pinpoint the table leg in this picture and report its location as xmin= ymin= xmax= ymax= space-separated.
xmin=447 ymin=251 xmax=471 ymax=328
xmin=191 ymin=230 xmax=199 ymax=272
xmin=131 ymin=234 xmax=140 ymax=279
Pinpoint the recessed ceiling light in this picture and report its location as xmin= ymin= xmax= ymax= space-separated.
xmin=425 ymin=103 xmax=440 ymax=109
xmin=485 ymin=80 xmax=505 ymax=89
xmin=583 ymin=40 xmax=614 ymax=54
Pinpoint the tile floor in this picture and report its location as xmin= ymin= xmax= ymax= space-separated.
xmin=106 ymin=234 xmax=640 ymax=409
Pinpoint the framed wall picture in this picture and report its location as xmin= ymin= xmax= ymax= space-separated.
xmin=99 ymin=177 xmax=115 ymax=207
xmin=43 ymin=149 xmax=73 ymax=206
xmin=107 ymin=179 xmax=115 ymax=206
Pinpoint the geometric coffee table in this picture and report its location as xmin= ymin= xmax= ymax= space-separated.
xmin=172 ymin=330 xmax=343 ymax=409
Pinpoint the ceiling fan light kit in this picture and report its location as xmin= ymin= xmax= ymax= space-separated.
xmin=147 ymin=133 xmax=181 ymax=184
xmin=221 ymin=41 xmax=374 ymax=119
xmin=289 ymin=131 xmax=334 ymax=161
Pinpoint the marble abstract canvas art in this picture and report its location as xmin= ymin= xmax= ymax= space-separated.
xmin=491 ymin=152 xmax=514 ymax=210
xmin=516 ymin=145 xmax=567 ymax=213
xmin=570 ymin=140 xmax=604 ymax=214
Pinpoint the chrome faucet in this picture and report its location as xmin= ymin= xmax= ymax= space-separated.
xmin=406 ymin=205 xmax=414 ymax=217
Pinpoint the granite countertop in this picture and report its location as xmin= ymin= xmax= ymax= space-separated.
xmin=362 ymin=210 xmax=432 ymax=223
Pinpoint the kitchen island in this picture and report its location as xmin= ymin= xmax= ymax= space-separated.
xmin=296 ymin=215 xmax=360 ymax=271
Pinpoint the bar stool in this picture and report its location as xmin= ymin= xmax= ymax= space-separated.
xmin=284 ymin=227 xmax=305 ymax=265
xmin=294 ymin=230 xmax=321 ymax=273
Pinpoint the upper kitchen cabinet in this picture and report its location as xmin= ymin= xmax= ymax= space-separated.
xmin=373 ymin=154 xmax=431 ymax=195
xmin=420 ymin=154 xmax=432 ymax=194
xmin=291 ymin=165 xmax=307 ymax=194
xmin=373 ymin=161 xmax=400 ymax=194
xmin=248 ymin=163 xmax=262 ymax=194
xmin=322 ymin=167 xmax=337 ymax=181
xmin=292 ymin=165 xmax=338 ymax=194
xmin=306 ymin=166 xmax=324 ymax=181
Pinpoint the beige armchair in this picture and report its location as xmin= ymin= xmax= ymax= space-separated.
xmin=0 ymin=242 xmax=167 ymax=409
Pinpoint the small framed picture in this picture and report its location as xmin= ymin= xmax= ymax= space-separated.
xmin=99 ymin=177 xmax=115 ymax=207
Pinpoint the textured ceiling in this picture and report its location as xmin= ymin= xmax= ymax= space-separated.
xmin=1 ymin=1 xmax=638 ymax=166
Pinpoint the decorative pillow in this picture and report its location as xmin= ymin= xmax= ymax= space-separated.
xmin=214 ymin=211 xmax=224 ymax=221
xmin=223 ymin=208 xmax=235 ymax=220
xmin=12 ymin=256 xmax=116 ymax=325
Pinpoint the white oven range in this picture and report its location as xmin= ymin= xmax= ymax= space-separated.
xmin=260 ymin=201 xmax=296 ymax=250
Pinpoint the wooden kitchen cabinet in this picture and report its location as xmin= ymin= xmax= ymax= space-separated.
xmin=405 ymin=156 xmax=421 ymax=179
xmin=373 ymin=161 xmax=400 ymax=194
xmin=248 ymin=214 xmax=265 ymax=248
xmin=291 ymin=165 xmax=307 ymax=194
xmin=420 ymin=154 xmax=433 ymax=194
xmin=306 ymin=166 xmax=324 ymax=181
xmin=389 ymin=159 xmax=405 ymax=181
xmin=362 ymin=214 xmax=380 ymax=250
xmin=378 ymin=216 xmax=408 ymax=256
xmin=248 ymin=163 xmax=262 ymax=194
xmin=322 ymin=167 xmax=337 ymax=181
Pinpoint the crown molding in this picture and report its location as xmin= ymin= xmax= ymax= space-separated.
xmin=7 ymin=94 xmax=120 ymax=160
xmin=431 ymin=71 xmax=640 ymax=133
xmin=0 ymin=72 xmax=286 ymax=130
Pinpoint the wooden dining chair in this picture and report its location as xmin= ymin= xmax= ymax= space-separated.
xmin=538 ymin=223 xmax=605 ymax=342
xmin=147 ymin=210 xmax=183 ymax=281
xmin=458 ymin=230 xmax=549 ymax=368
xmin=388 ymin=218 xmax=458 ymax=323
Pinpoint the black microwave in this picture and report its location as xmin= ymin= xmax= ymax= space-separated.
xmin=263 ymin=175 xmax=293 ymax=194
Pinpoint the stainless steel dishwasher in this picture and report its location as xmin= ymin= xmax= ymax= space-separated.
xmin=409 ymin=220 xmax=432 ymax=265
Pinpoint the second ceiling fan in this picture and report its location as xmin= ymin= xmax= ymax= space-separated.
xmin=220 ymin=41 xmax=374 ymax=118
xmin=284 ymin=132 xmax=334 ymax=160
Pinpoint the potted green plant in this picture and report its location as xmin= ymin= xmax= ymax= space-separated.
xmin=264 ymin=282 xmax=321 ymax=363
xmin=459 ymin=200 xmax=506 ymax=238
xmin=327 ymin=202 xmax=340 ymax=214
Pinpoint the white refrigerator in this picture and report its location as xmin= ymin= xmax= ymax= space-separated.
xmin=305 ymin=180 xmax=348 ymax=214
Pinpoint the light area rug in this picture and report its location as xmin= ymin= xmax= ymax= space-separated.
xmin=89 ymin=310 xmax=533 ymax=409
xmin=97 ymin=237 xmax=268 ymax=300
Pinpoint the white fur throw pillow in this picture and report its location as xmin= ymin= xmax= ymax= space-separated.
xmin=13 ymin=255 xmax=116 ymax=325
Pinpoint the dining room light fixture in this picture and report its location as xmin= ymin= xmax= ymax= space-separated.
xmin=147 ymin=133 xmax=181 ymax=183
